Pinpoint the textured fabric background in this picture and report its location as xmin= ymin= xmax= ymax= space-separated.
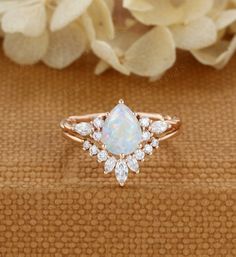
xmin=0 ymin=48 xmax=236 ymax=257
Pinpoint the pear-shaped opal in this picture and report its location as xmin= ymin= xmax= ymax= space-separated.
xmin=102 ymin=103 xmax=142 ymax=155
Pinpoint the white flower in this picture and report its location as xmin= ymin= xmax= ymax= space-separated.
xmin=92 ymin=25 xmax=176 ymax=78
xmin=50 ymin=0 xmax=114 ymax=40
xmin=169 ymin=17 xmax=217 ymax=50
xmin=190 ymin=2 xmax=236 ymax=69
xmin=123 ymin=0 xmax=236 ymax=70
xmin=191 ymin=35 xmax=236 ymax=69
xmin=123 ymin=0 xmax=214 ymax=26
xmin=0 ymin=0 xmax=114 ymax=68
xmin=1 ymin=0 xmax=46 ymax=37
xmin=0 ymin=0 xmax=235 ymax=77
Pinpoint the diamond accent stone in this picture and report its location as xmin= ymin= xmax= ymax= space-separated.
xmin=93 ymin=117 xmax=104 ymax=129
xmin=104 ymin=157 xmax=116 ymax=173
xmin=115 ymin=159 xmax=128 ymax=185
xmin=83 ymin=141 xmax=91 ymax=150
xmin=92 ymin=131 xmax=102 ymax=141
xmin=127 ymin=156 xmax=139 ymax=173
xmin=144 ymin=144 xmax=153 ymax=155
xmin=142 ymin=131 xmax=151 ymax=141
xmin=102 ymin=103 xmax=142 ymax=155
xmin=139 ymin=117 xmax=150 ymax=128
xmin=150 ymin=121 xmax=168 ymax=134
xmin=97 ymin=150 xmax=108 ymax=162
xmin=74 ymin=122 xmax=93 ymax=136
xmin=135 ymin=149 xmax=145 ymax=161
xmin=89 ymin=145 xmax=98 ymax=156
xmin=151 ymin=138 xmax=159 ymax=148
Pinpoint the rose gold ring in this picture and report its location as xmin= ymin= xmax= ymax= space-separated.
xmin=60 ymin=100 xmax=181 ymax=186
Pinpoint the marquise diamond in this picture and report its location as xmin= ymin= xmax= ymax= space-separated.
xmin=74 ymin=122 xmax=93 ymax=136
xmin=127 ymin=156 xmax=139 ymax=173
xmin=104 ymin=157 xmax=116 ymax=173
xmin=115 ymin=159 xmax=128 ymax=185
xmin=150 ymin=121 xmax=168 ymax=134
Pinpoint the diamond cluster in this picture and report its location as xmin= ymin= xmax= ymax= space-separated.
xmin=73 ymin=103 xmax=170 ymax=186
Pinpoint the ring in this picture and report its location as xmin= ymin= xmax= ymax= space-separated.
xmin=60 ymin=100 xmax=181 ymax=186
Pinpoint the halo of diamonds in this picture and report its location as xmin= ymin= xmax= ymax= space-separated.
xmin=73 ymin=112 xmax=170 ymax=186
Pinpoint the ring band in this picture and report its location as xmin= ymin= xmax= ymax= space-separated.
xmin=60 ymin=100 xmax=181 ymax=186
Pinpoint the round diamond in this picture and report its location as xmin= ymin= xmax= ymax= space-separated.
xmin=142 ymin=131 xmax=151 ymax=141
xmin=89 ymin=145 xmax=98 ymax=156
xmin=97 ymin=150 xmax=108 ymax=162
xmin=127 ymin=156 xmax=139 ymax=173
xmin=135 ymin=149 xmax=145 ymax=161
xmin=93 ymin=131 xmax=102 ymax=141
xmin=93 ymin=117 xmax=104 ymax=129
xmin=150 ymin=121 xmax=168 ymax=134
xmin=151 ymin=138 xmax=159 ymax=148
xmin=144 ymin=144 xmax=153 ymax=155
xmin=83 ymin=141 xmax=91 ymax=150
xmin=139 ymin=117 xmax=150 ymax=128
xmin=104 ymin=157 xmax=116 ymax=173
xmin=74 ymin=122 xmax=93 ymax=136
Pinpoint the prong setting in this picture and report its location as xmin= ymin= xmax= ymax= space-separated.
xmin=61 ymin=101 xmax=179 ymax=186
xmin=79 ymin=111 xmax=168 ymax=185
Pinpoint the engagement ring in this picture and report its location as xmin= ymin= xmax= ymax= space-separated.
xmin=60 ymin=100 xmax=181 ymax=186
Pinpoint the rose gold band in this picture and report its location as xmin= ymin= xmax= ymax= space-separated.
xmin=60 ymin=112 xmax=181 ymax=144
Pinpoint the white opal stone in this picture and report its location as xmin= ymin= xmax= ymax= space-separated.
xmin=102 ymin=103 xmax=142 ymax=155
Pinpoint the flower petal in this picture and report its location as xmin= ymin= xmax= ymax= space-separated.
xmin=94 ymin=60 xmax=110 ymax=74
xmin=88 ymin=0 xmax=114 ymax=40
xmin=232 ymin=0 xmax=236 ymax=5
xmin=3 ymin=31 xmax=48 ymax=64
xmin=43 ymin=24 xmax=87 ymax=69
xmin=170 ymin=17 xmax=217 ymax=50
xmin=81 ymin=13 xmax=96 ymax=42
xmin=126 ymin=0 xmax=213 ymax=26
xmin=208 ymin=0 xmax=228 ymax=18
xmin=104 ymin=0 xmax=114 ymax=12
xmin=50 ymin=0 xmax=93 ymax=31
xmin=191 ymin=35 xmax=236 ymax=69
xmin=124 ymin=26 xmax=176 ymax=77
xmin=0 ymin=26 xmax=4 ymax=37
xmin=230 ymin=21 xmax=236 ymax=33
xmin=1 ymin=2 xmax=46 ymax=37
xmin=180 ymin=0 xmax=214 ymax=23
xmin=92 ymin=40 xmax=130 ymax=75
xmin=129 ymin=0 xmax=182 ymax=25
xmin=0 ymin=0 xmax=34 ymax=13
xmin=215 ymin=9 xmax=236 ymax=30
xmin=123 ymin=0 xmax=154 ymax=11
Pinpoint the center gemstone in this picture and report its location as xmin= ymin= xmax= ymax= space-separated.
xmin=102 ymin=103 xmax=142 ymax=155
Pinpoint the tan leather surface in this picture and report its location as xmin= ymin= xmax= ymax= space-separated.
xmin=0 ymin=49 xmax=236 ymax=257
